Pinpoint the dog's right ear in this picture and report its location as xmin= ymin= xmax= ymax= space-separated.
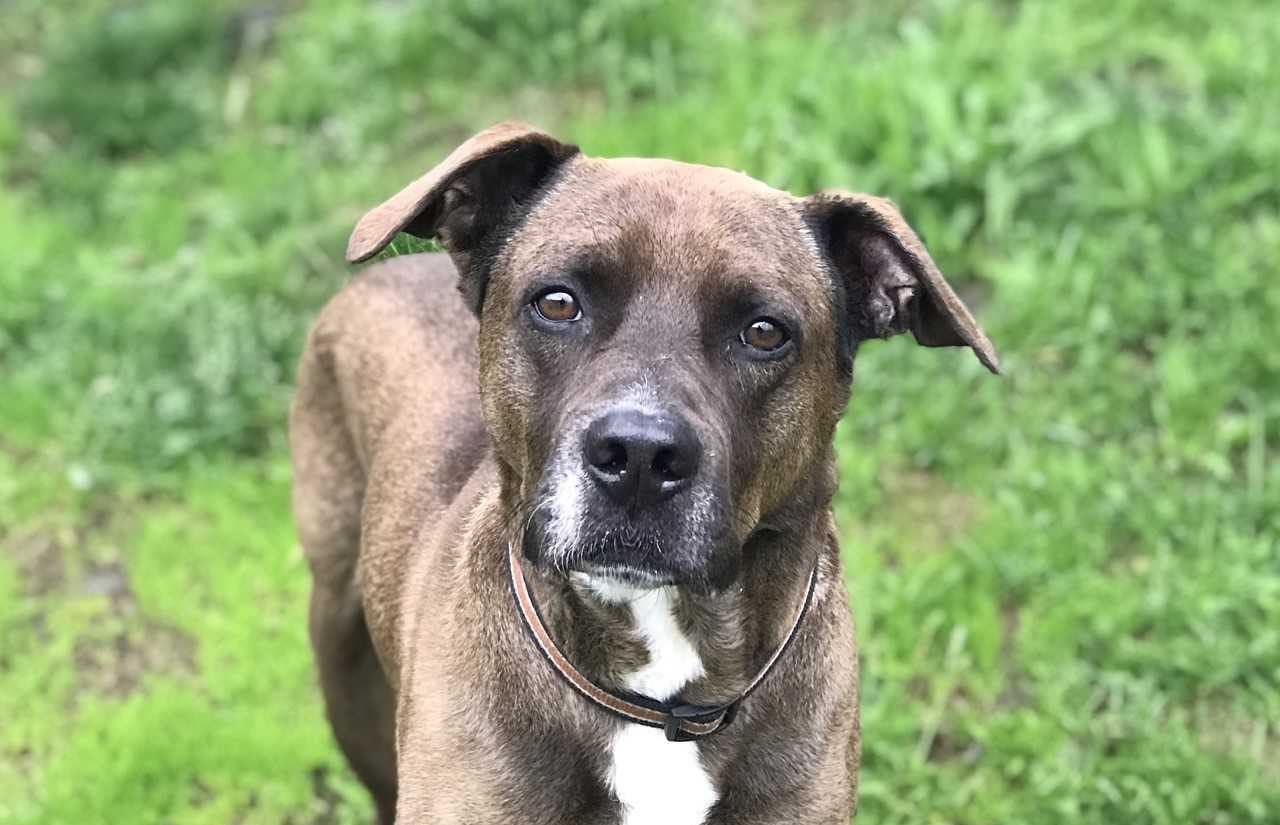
xmin=804 ymin=191 xmax=1001 ymax=375
xmin=346 ymin=121 xmax=579 ymax=312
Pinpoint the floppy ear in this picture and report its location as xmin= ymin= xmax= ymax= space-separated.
xmin=804 ymin=191 xmax=1000 ymax=374
xmin=346 ymin=120 xmax=580 ymax=312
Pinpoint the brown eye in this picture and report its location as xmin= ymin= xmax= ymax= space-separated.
xmin=741 ymin=318 xmax=789 ymax=352
xmin=533 ymin=290 xmax=580 ymax=323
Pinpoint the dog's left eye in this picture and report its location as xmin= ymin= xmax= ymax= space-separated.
xmin=741 ymin=318 xmax=790 ymax=352
xmin=532 ymin=289 xmax=581 ymax=323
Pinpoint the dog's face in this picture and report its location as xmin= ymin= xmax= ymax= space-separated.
xmin=485 ymin=159 xmax=847 ymax=590
xmin=347 ymin=123 xmax=999 ymax=591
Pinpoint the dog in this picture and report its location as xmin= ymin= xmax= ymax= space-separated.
xmin=289 ymin=121 xmax=999 ymax=825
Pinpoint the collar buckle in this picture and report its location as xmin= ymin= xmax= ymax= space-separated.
xmin=664 ymin=702 xmax=740 ymax=742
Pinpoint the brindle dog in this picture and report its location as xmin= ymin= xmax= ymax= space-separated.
xmin=290 ymin=121 xmax=998 ymax=825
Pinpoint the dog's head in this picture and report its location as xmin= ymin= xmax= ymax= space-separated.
xmin=348 ymin=122 xmax=999 ymax=592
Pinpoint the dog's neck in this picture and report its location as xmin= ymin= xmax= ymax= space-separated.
xmin=499 ymin=464 xmax=837 ymax=825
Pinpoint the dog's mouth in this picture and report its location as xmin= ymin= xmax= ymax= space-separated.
xmin=569 ymin=562 xmax=677 ymax=593
xmin=520 ymin=516 xmax=678 ymax=581
xmin=520 ymin=503 xmax=740 ymax=595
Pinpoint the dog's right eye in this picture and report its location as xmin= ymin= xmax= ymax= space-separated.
xmin=532 ymin=289 xmax=581 ymax=323
xmin=740 ymin=318 xmax=790 ymax=353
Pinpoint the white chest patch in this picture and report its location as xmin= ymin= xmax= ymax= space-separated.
xmin=586 ymin=584 xmax=719 ymax=825
xmin=610 ymin=724 xmax=717 ymax=825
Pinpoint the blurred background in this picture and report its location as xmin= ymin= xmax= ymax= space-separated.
xmin=1 ymin=0 xmax=1277 ymax=822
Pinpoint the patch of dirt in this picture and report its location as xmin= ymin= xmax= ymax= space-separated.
xmin=188 ymin=778 xmax=215 ymax=808
xmin=904 ymin=675 xmax=931 ymax=701
xmin=9 ymin=529 xmax=68 ymax=597
xmin=82 ymin=558 xmax=131 ymax=603
xmin=72 ymin=618 xmax=197 ymax=700
xmin=1193 ymin=701 xmax=1280 ymax=784
xmin=995 ymin=597 xmax=1033 ymax=710
xmin=1 ymin=745 xmax=36 ymax=787
xmin=925 ymin=726 xmax=984 ymax=765
xmin=216 ymin=770 xmax=359 ymax=825
xmin=280 ymin=767 xmax=343 ymax=825
xmin=309 ymin=766 xmax=343 ymax=825
xmin=4 ymin=501 xmax=198 ymax=704
xmin=70 ymin=558 xmax=197 ymax=701
xmin=0 ymin=434 xmax=38 ymax=462
xmin=880 ymin=468 xmax=982 ymax=556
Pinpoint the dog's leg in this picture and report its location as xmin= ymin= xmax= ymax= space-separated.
xmin=292 ymin=341 xmax=397 ymax=825
xmin=309 ymin=584 xmax=397 ymax=825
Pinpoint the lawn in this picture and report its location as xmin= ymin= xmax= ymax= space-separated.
xmin=1 ymin=1 xmax=1277 ymax=823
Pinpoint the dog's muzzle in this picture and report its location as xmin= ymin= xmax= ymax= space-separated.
xmin=524 ymin=402 xmax=732 ymax=587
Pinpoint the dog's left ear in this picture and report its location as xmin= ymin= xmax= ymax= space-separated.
xmin=346 ymin=121 xmax=580 ymax=312
xmin=804 ymin=192 xmax=1000 ymax=374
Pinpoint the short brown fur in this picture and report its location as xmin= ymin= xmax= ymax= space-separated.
xmin=291 ymin=122 xmax=997 ymax=824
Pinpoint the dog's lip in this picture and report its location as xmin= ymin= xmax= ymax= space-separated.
xmin=569 ymin=562 xmax=676 ymax=591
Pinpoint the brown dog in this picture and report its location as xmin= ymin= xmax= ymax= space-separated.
xmin=290 ymin=121 xmax=998 ymax=825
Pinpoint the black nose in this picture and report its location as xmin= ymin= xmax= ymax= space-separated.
xmin=582 ymin=408 xmax=702 ymax=507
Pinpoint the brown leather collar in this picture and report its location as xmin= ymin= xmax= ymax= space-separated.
xmin=507 ymin=542 xmax=820 ymax=742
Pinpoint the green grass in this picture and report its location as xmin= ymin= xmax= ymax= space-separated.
xmin=1 ymin=0 xmax=1277 ymax=822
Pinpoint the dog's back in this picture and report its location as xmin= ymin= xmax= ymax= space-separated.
xmin=289 ymin=252 xmax=485 ymax=821
xmin=292 ymin=250 xmax=488 ymax=658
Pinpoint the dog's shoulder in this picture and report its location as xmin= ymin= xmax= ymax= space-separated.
xmin=308 ymin=251 xmax=478 ymax=372
xmin=299 ymin=251 xmax=484 ymax=472
xmin=343 ymin=251 xmax=471 ymax=324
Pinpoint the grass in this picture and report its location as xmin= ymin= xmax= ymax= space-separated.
xmin=1 ymin=0 xmax=1277 ymax=822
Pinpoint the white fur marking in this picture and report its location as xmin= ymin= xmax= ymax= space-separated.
xmin=623 ymin=589 xmax=704 ymax=701
xmin=547 ymin=468 xmax=584 ymax=558
xmin=578 ymin=572 xmax=652 ymax=604
xmin=610 ymin=724 xmax=717 ymax=825
xmin=596 ymin=587 xmax=718 ymax=825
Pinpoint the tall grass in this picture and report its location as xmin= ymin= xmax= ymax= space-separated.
xmin=1 ymin=1 xmax=1276 ymax=822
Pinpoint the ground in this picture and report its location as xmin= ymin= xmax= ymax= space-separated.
xmin=1 ymin=1 xmax=1278 ymax=823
